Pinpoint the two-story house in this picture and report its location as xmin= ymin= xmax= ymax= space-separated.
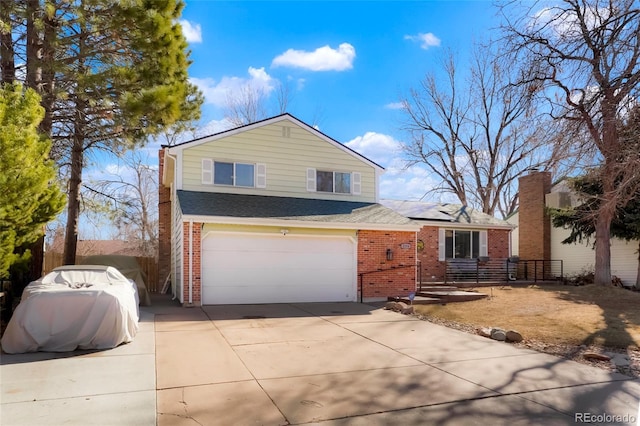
xmin=158 ymin=114 xmax=422 ymax=305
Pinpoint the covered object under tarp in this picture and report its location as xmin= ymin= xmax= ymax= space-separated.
xmin=78 ymin=255 xmax=152 ymax=306
xmin=1 ymin=265 xmax=139 ymax=354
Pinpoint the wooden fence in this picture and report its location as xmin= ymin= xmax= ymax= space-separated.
xmin=43 ymin=253 xmax=160 ymax=293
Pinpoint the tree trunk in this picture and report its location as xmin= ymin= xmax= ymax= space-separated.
xmin=636 ymin=240 xmax=640 ymax=289
xmin=0 ymin=0 xmax=16 ymax=84
xmin=28 ymin=235 xmax=45 ymax=281
xmin=63 ymin=89 xmax=86 ymax=265
xmin=593 ymin=208 xmax=613 ymax=285
xmin=25 ymin=0 xmax=41 ymax=90
xmin=592 ymin=100 xmax=620 ymax=286
xmin=39 ymin=8 xmax=57 ymax=137
xmin=63 ymin=135 xmax=83 ymax=265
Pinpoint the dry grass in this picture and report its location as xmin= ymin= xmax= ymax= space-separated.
xmin=414 ymin=284 xmax=640 ymax=350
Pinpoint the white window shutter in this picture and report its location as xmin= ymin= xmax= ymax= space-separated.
xmin=352 ymin=172 xmax=361 ymax=195
xmin=438 ymin=228 xmax=446 ymax=261
xmin=480 ymin=230 xmax=488 ymax=257
xmin=256 ymin=163 xmax=267 ymax=188
xmin=306 ymin=168 xmax=316 ymax=192
xmin=202 ymin=159 xmax=213 ymax=184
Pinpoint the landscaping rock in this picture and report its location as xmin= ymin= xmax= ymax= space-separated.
xmin=477 ymin=328 xmax=492 ymax=338
xmin=396 ymin=302 xmax=414 ymax=315
xmin=384 ymin=301 xmax=413 ymax=314
xmin=490 ymin=328 xmax=506 ymax=341
xmin=506 ymin=330 xmax=523 ymax=343
xmin=385 ymin=301 xmax=399 ymax=311
xmin=583 ymin=352 xmax=611 ymax=362
xmin=608 ymin=353 xmax=630 ymax=367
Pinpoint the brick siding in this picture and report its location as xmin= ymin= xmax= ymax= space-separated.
xmin=181 ymin=222 xmax=202 ymax=305
xmin=417 ymin=225 xmax=511 ymax=282
xmin=357 ymin=230 xmax=417 ymax=301
xmin=518 ymin=172 xmax=551 ymax=261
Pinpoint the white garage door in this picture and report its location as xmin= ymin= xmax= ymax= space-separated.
xmin=201 ymin=233 xmax=356 ymax=304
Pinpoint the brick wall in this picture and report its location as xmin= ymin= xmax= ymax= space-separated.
xmin=357 ymin=230 xmax=416 ymax=301
xmin=417 ymin=226 xmax=511 ymax=282
xmin=158 ymin=148 xmax=171 ymax=290
xmin=182 ymin=222 xmax=202 ymax=305
xmin=487 ymin=229 xmax=510 ymax=259
xmin=518 ymin=171 xmax=551 ymax=261
xmin=416 ymin=226 xmax=444 ymax=282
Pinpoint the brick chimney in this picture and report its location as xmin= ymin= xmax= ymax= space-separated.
xmin=158 ymin=148 xmax=171 ymax=289
xmin=518 ymin=171 xmax=551 ymax=262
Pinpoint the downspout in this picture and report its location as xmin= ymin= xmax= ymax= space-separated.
xmin=165 ymin=149 xmax=179 ymax=300
xmin=189 ymin=220 xmax=193 ymax=305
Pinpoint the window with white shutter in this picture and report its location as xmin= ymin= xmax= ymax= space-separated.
xmin=256 ymin=163 xmax=267 ymax=188
xmin=201 ymin=159 xmax=213 ymax=184
xmin=308 ymin=169 xmax=359 ymax=194
xmin=352 ymin=172 xmax=361 ymax=195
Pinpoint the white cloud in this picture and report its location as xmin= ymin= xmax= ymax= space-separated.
xmin=531 ymin=5 xmax=610 ymax=40
xmin=379 ymin=165 xmax=439 ymax=201
xmin=190 ymin=67 xmax=276 ymax=107
xmin=385 ymin=102 xmax=404 ymax=110
xmin=404 ymin=32 xmax=441 ymax=49
xmin=345 ymin=132 xmax=435 ymax=200
xmin=346 ymin=132 xmax=402 ymax=166
xmin=195 ymin=118 xmax=236 ymax=137
xmin=272 ymin=43 xmax=356 ymax=71
xmin=179 ymin=19 xmax=202 ymax=43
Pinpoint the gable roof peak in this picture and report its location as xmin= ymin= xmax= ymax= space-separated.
xmin=165 ymin=113 xmax=384 ymax=170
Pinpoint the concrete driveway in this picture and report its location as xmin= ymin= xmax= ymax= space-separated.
xmin=2 ymin=296 xmax=640 ymax=425
xmin=154 ymin=300 xmax=640 ymax=426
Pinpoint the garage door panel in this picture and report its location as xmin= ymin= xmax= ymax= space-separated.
xmin=201 ymin=233 xmax=356 ymax=304
xmin=205 ymin=267 xmax=353 ymax=287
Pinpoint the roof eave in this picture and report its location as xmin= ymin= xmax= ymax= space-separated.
xmin=181 ymin=214 xmax=421 ymax=232
xmin=411 ymin=219 xmax=515 ymax=230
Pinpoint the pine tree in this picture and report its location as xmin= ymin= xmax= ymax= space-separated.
xmin=1 ymin=0 xmax=203 ymax=265
xmin=0 ymin=84 xmax=65 ymax=279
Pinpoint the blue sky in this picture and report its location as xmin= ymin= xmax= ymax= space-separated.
xmin=78 ymin=1 xmax=505 ymax=238
xmin=174 ymin=1 xmax=503 ymax=201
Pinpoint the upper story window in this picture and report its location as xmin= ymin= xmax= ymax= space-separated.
xmin=438 ymin=229 xmax=487 ymax=261
xmin=307 ymin=168 xmax=361 ymax=195
xmin=202 ymin=159 xmax=266 ymax=188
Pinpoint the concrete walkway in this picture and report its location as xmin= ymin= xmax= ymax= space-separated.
xmin=1 ymin=310 xmax=157 ymax=425
xmin=2 ymin=295 xmax=639 ymax=425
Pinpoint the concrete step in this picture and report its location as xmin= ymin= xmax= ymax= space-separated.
xmin=391 ymin=290 xmax=488 ymax=305
xmin=417 ymin=290 xmax=488 ymax=303
xmin=418 ymin=285 xmax=458 ymax=292
xmin=393 ymin=296 xmax=443 ymax=305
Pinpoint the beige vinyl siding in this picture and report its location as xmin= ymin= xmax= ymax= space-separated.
xmin=551 ymin=226 xmax=639 ymax=286
xmin=171 ymin=190 xmax=183 ymax=303
xmin=202 ymin=223 xmax=357 ymax=238
xmin=505 ymin=212 xmax=519 ymax=256
xmin=180 ymin=122 xmax=377 ymax=202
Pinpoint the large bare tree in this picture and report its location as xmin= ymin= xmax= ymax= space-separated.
xmin=500 ymin=0 xmax=640 ymax=285
xmin=223 ymin=80 xmax=293 ymax=127
xmin=87 ymin=151 xmax=159 ymax=258
xmin=401 ymin=45 xmax=579 ymax=218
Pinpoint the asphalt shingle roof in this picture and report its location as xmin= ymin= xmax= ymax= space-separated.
xmin=177 ymin=191 xmax=416 ymax=226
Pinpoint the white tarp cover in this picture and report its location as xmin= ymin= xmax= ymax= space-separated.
xmin=78 ymin=255 xmax=152 ymax=306
xmin=1 ymin=265 xmax=139 ymax=354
